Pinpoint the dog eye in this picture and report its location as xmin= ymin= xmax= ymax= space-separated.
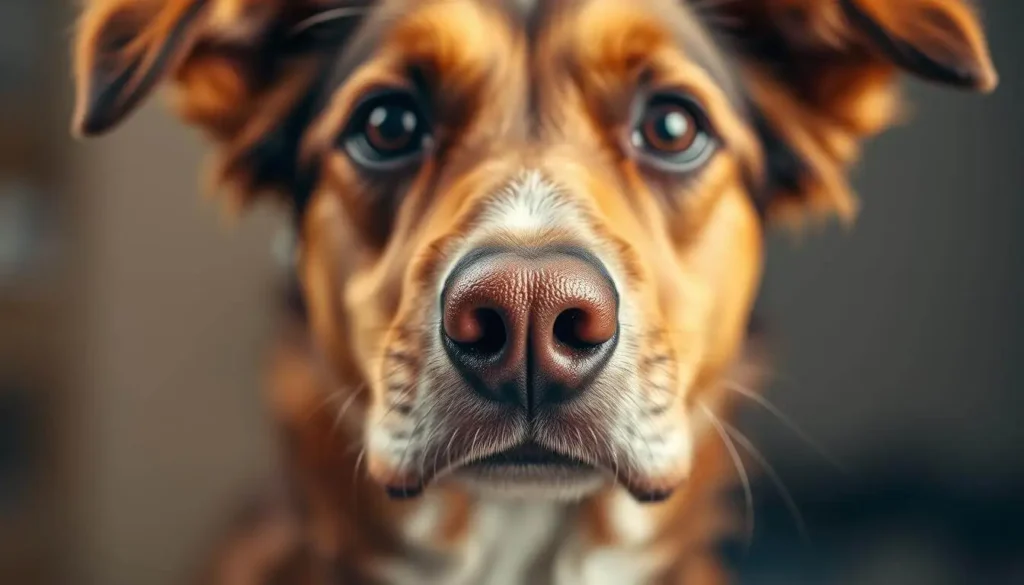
xmin=341 ymin=90 xmax=431 ymax=170
xmin=631 ymin=94 xmax=716 ymax=172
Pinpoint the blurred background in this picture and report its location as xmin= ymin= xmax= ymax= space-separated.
xmin=0 ymin=1 xmax=1020 ymax=584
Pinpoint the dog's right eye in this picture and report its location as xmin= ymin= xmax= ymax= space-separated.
xmin=629 ymin=93 xmax=717 ymax=174
xmin=340 ymin=90 xmax=432 ymax=170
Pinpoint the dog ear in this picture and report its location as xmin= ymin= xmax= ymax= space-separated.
xmin=707 ymin=0 xmax=997 ymax=223
xmin=839 ymin=0 xmax=996 ymax=91
xmin=73 ymin=0 xmax=369 ymax=210
xmin=73 ymin=0 xmax=210 ymax=137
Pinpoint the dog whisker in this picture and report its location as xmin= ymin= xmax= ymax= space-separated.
xmin=289 ymin=6 xmax=372 ymax=38
xmin=350 ymin=444 xmax=369 ymax=510
xmin=611 ymin=444 xmax=621 ymax=482
xmin=700 ymin=403 xmax=755 ymax=551
xmin=469 ymin=427 xmax=482 ymax=462
xmin=303 ymin=389 xmax=346 ymax=424
xmin=418 ymin=422 xmax=442 ymax=484
xmin=330 ymin=384 xmax=368 ymax=436
xmin=723 ymin=379 xmax=849 ymax=475
xmin=434 ymin=427 xmax=460 ymax=479
xmin=353 ymin=444 xmax=368 ymax=479
xmin=395 ymin=404 xmax=432 ymax=481
xmin=586 ymin=426 xmax=601 ymax=462
xmin=718 ymin=415 xmax=811 ymax=546
xmin=577 ymin=426 xmax=593 ymax=463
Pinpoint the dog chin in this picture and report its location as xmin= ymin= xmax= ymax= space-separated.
xmin=447 ymin=465 xmax=609 ymax=501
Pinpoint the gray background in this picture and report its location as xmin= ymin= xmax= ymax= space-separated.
xmin=751 ymin=0 xmax=1024 ymax=483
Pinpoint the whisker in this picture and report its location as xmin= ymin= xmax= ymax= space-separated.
xmin=303 ymin=389 xmax=346 ymax=424
xmin=444 ymin=427 xmax=461 ymax=462
xmin=586 ymin=426 xmax=601 ymax=464
xmin=610 ymin=442 xmax=621 ymax=481
xmin=719 ymin=416 xmax=811 ymax=545
xmin=723 ymin=380 xmax=849 ymax=475
xmin=417 ymin=404 xmax=451 ymax=481
xmin=573 ymin=426 xmax=589 ymax=463
xmin=354 ymin=445 xmax=368 ymax=478
xmin=435 ymin=427 xmax=460 ymax=479
xmin=418 ymin=425 xmax=438 ymax=482
xmin=700 ymin=403 xmax=755 ymax=550
xmin=469 ymin=427 xmax=482 ymax=462
xmin=396 ymin=396 xmax=444 ymax=478
xmin=349 ymin=444 xmax=368 ymax=510
xmin=330 ymin=384 xmax=368 ymax=435
xmin=289 ymin=6 xmax=371 ymax=38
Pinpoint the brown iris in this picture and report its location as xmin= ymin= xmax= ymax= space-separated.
xmin=342 ymin=90 xmax=430 ymax=170
xmin=630 ymin=94 xmax=716 ymax=172
xmin=364 ymin=104 xmax=419 ymax=153
xmin=639 ymin=103 xmax=698 ymax=154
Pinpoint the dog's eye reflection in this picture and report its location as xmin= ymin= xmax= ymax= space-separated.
xmin=642 ymin=104 xmax=696 ymax=152
xmin=341 ymin=90 xmax=431 ymax=170
xmin=632 ymin=94 xmax=716 ymax=173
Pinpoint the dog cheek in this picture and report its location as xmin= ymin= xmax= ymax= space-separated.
xmin=687 ymin=191 xmax=764 ymax=389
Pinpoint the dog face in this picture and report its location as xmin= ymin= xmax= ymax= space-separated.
xmin=73 ymin=0 xmax=995 ymax=502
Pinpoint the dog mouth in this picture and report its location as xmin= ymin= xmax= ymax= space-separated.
xmin=465 ymin=442 xmax=591 ymax=469
xmin=383 ymin=443 xmax=677 ymax=503
xmin=447 ymin=441 xmax=606 ymax=498
xmin=383 ymin=442 xmax=602 ymax=500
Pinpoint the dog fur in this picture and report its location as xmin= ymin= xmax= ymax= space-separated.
xmin=71 ymin=1 xmax=996 ymax=583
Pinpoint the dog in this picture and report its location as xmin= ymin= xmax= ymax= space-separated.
xmin=71 ymin=1 xmax=997 ymax=583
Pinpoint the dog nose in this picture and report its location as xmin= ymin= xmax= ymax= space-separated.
xmin=441 ymin=247 xmax=618 ymax=410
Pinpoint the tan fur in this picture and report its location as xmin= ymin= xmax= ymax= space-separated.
xmin=71 ymin=1 xmax=996 ymax=583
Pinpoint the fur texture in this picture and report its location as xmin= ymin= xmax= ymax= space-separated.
xmin=71 ymin=1 xmax=996 ymax=583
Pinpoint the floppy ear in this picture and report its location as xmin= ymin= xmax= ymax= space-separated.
xmin=73 ymin=0 xmax=211 ymax=137
xmin=72 ymin=0 xmax=368 ymax=210
xmin=840 ymin=0 xmax=997 ymax=90
xmin=705 ymin=0 xmax=997 ymax=222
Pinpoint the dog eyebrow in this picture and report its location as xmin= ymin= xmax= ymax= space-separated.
xmin=322 ymin=3 xmax=399 ymax=95
xmin=509 ymin=0 xmax=745 ymax=113
xmin=276 ymin=2 xmax=401 ymax=219
xmin=655 ymin=0 xmax=747 ymax=113
xmin=296 ymin=1 xmax=414 ymax=150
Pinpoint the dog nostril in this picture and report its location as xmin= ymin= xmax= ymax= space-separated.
xmin=455 ymin=308 xmax=507 ymax=356
xmin=553 ymin=308 xmax=611 ymax=350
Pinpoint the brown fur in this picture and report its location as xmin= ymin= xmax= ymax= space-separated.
xmin=72 ymin=1 xmax=996 ymax=583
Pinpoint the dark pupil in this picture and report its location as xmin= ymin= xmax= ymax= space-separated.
xmin=653 ymin=110 xmax=688 ymax=146
xmin=367 ymin=105 xmax=418 ymax=151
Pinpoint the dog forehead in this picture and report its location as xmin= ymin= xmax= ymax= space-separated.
xmin=328 ymin=0 xmax=731 ymax=65
xmin=466 ymin=0 xmax=742 ymax=105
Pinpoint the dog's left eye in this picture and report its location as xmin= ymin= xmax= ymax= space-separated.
xmin=631 ymin=94 xmax=716 ymax=172
xmin=341 ymin=90 xmax=431 ymax=170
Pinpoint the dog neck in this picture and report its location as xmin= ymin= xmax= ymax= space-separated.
xmin=374 ymin=489 xmax=662 ymax=585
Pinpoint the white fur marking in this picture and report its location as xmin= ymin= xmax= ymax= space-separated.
xmin=382 ymin=492 xmax=660 ymax=585
xmin=610 ymin=490 xmax=658 ymax=545
xmin=486 ymin=170 xmax=565 ymax=234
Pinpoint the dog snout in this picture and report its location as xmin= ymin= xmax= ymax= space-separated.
xmin=441 ymin=247 xmax=618 ymax=410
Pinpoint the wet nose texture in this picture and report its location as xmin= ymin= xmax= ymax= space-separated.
xmin=441 ymin=247 xmax=618 ymax=412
